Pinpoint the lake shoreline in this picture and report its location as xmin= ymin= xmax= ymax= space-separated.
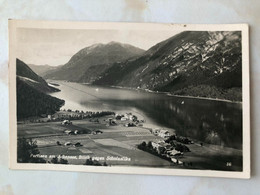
xmin=47 ymin=80 xmax=242 ymax=149
xmin=77 ymin=82 xmax=242 ymax=104
xmin=166 ymin=94 xmax=242 ymax=104
xmin=48 ymin=80 xmax=242 ymax=104
xmin=19 ymin=80 xmax=243 ymax=170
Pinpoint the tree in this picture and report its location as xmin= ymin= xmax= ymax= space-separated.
xmin=59 ymin=158 xmax=68 ymax=164
xmin=85 ymin=158 xmax=94 ymax=165
xmin=141 ymin=141 xmax=146 ymax=147
xmin=16 ymin=78 xmax=64 ymax=119
xmin=51 ymin=157 xmax=68 ymax=164
xmin=84 ymin=158 xmax=102 ymax=166
xmin=17 ymin=138 xmax=46 ymax=163
xmin=51 ymin=157 xmax=58 ymax=164
xmin=147 ymin=141 xmax=152 ymax=149
xmin=158 ymin=147 xmax=166 ymax=155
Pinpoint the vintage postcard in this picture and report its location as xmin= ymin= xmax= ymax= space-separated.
xmin=9 ymin=20 xmax=250 ymax=178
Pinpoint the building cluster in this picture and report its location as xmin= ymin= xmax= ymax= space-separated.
xmin=151 ymin=128 xmax=171 ymax=138
xmin=114 ymin=113 xmax=144 ymax=127
xmin=45 ymin=110 xmax=115 ymax=122
xmin=151 ymin=140 xmax=184 ymax=165
xmin=115 ymin=113 xmax=138 ymax=122
xmin=64 ymin=129 xmax=78 ymax=135
xmin=147 ymin=128 xmax=193 ymax=165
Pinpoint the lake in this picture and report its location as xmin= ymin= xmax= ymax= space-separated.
xmin=50 ymin=81 xmax=242 ymax=150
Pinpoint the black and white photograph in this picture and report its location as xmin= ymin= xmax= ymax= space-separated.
xmin=9 ymin=20 xmax=250 ymax=178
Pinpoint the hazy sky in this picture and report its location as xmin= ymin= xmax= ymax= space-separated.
xmin=16 ymin=28 xmax=181 ymax=66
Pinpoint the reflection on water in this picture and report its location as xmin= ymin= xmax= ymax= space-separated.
xmin=50 ymin=81 xmax=242 ymax=149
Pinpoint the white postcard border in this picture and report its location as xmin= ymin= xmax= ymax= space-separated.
xmin=9 ymin=20 xmax=250 ymax=179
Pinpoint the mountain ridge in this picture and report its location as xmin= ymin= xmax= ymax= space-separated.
xmin=16 ymin=59 xmax=59 ymax=93
xmin=93 ymin=31 xmax=242 ymax=101
xmin=44 ymin=42 xmax=145 ymax=82
xmin=28 ymin=64 xmax=62 ymax=77
xmin=16 ymin=58 xmax=64 ymax=119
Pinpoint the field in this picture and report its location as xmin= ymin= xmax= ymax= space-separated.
xmin=17 ymin=115 xmax=242 ymax=171
xmin=18 ymin=116 xmax=175 ymax=167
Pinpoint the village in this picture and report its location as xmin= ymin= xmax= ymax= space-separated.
xmin=17 ymin=108 xmax=242 ymax=171
xmin=138 ymin=130 xmax=194 ymax=166
xmin=53 ymin=110 xmax=195 ymax=166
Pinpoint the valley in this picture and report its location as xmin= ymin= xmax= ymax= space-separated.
xmin=42 ymin=31 xmax=242 ymax=101
xmin=16 ymin=29 xmax=243 ymax=171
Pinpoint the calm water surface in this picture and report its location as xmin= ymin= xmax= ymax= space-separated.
xmin=50 ymin=81 xmax=242 ymax=149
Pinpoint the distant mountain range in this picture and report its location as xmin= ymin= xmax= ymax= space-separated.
xmin=17 ymin=59 xmax=60 ymax=93
xmin=44 ymin=41 xmax=145 ymax=82
xmin=39 ymin=31 xmax=242 ymax=101
xmin=16 ymin=59 xmax=64 ymax=119
xmin=28 ymin=64 xmax=62 ymax=78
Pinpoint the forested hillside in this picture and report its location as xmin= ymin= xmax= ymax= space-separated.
xmin=16 ymin=59 xmax=64 ymax=119
xmin=17 ymin=77 xmax=64 ymax=119
xmin=94 ymin=31 xmax=242 ymax=101
xmin=17 ymin=59 xmax=59 ymax=93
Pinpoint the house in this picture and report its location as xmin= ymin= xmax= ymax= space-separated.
xmin=158 ymin=129 xmax=170 ymax=138
xmin=64 ymin=130 xmax=72 ymax=135
xmin=116 ymin=115 xmax=122 ymax=120
xmin=64 ymin=142 xmax=71 ymax=146
xmin=125 ymin=123 xmax=136 ymax=127
xmin=167 ymin=150 xmax=183 ymax=157
xmin=151 ymin=141 xmax=161 ymax=149
xmin=74 ymin=142 xmax=82 ymax=147
xmin=151 ymin=128 xmax=160 ymax=135
xmin=121 ymin=117 xmax=128 ymax=121
xmin=61 ymin=120 xmax=72 ymax=125
xmin=107 ymin=118 xmax=116 ymax=126
xmin=122 ymin=113 xmax=134 ymax=121
xmin=92 ymin=130 xmax=103 ymax=135
xmin=171 ymin=158 xmax=183 ymax=165
xmin=151 ymin=141 xmax=171 ymax=153
xmin=106 ymin=118 xmax=113 ymax=122
xmin=95 ymin=130 xmax=103 ymax=134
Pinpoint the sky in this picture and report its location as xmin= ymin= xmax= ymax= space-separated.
xmin=16 ymin=28 xmax=181 ymax=66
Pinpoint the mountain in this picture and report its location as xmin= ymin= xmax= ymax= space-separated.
xmin=94 ymin=31 xmax=242 ymax=101
xmin=16 ymin=78 xmax=64 ymax=119
xmin=17 ymin=59 xmax=59 ymax=93
xmin=44 ymin=41 xmax=145 ymax=82
xmin=16 ymin=58 xmax=64 ymax=119
xmin=28 ymin=64 xmax=62 ymax=77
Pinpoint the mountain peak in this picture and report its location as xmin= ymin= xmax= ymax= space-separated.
xmin=87 ymin=41 xmax=133 ymax=50
xmin=106 ymin=41 xmax=144 ymax=51
xmin=44 ymin=41 xmax=145 ymax=82
xmin=85 ymin=43 xmax=104 ymax=51
xmin=107 ymin=41 xmax=120 ymax=45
